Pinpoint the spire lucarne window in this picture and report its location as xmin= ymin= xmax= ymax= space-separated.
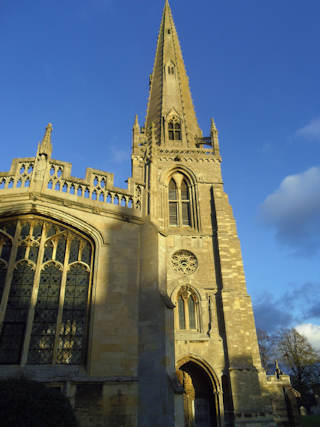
xmin=0 ymin=217 xmax=93 ymax=365
xmin=168 ymin=120 xmax=181 ymax=141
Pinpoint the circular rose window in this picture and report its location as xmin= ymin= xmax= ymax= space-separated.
xmin=171 ymin=250 xmax=198 ymax=275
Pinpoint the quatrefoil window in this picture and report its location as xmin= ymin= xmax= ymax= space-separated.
xmin=171 ymin=250 xmax=198 ymax=275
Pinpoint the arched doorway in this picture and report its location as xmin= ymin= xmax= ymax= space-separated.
xmin=177 ymin=361 xmax=219 ymax=427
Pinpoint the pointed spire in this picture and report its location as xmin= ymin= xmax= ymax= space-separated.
xmin=132 ymin=115 xmax=141 ymax=153
xmin=39 ymin=123 xmax=53 ymax=158
xmin=211 ymin=118 xmax=221 ymax=161
xmin=146 ymin=1 xmax=202 ymax=145
xmin=133 ymin=114 xmax=140 ymax=130
xmin=211 ymin=118 xmax=217 ymax=134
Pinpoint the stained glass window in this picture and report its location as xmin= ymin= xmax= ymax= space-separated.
xmin=81 ymin=242 xmax=92 ymax=265
xmin=69 ymin=239 xmax=80 ymax=264
xmin=57 ymin=264 xmax=90 ymax=365
xmin=43 ymin=241 xmax=54 ymax=262
xmin=0 ymin=261 xmax=35 ymax=363
xmin=0 ymin=216 xmax=93 ymax=366
xmin=20 ymin=222 xmax=30 ymax=240
xmin=3 ymin=222 xmax=16 ymax=237
xmin=56 ymin=236 xmax=66 ymax=264
xmin=0 ymin=261 xmax=7 ymax=302
xmin=33 ymin=223 xmax=43 ymax=239
xmin=28 ymin=245 xmax=39 ymax=262
xmin=28 ymin=263 xmax=62 ymax=364
xmin=16 ymin=245 xmax=26 ymax=261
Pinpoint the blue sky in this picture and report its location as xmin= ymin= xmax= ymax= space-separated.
xmin=1 ymin=0 xmax=319 ymax=347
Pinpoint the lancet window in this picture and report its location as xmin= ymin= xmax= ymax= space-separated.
xmin=176 ymin=286 xmax=199 ymax=331
xmin=168 ymin=119 xmax=181 ymax=141
xmin=168 ymin=173 xmax=191 ymax=227
xmin=0 ymin=216 xmax=93 ymax=365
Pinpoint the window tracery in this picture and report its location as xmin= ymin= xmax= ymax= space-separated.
xmin=168 ymin=174 xmax=191 ymax=227
xmin=176 ymin=286 xmax=199 ymax=331
xmin=171 ymin=250 xmax=198 ymax=275
xmin=0 ymin=216 xmax=93 ymax=366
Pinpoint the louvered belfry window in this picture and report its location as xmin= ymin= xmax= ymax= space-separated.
xmin=0 ymin=216 xmax=93 ymax=365
xmin=168 ymin=174 xmax=191 ymax=227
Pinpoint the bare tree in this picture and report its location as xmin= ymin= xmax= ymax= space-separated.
xmin=257 ymin=328 xmax=274 ymax=372
xmin=275 ymin=328 xmax=320 ymax=410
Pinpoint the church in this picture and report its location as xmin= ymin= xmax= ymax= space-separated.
xmin=0 ymin=1 xmax=299 ymax=426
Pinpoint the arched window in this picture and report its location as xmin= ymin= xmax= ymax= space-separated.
xmin=0 ymin=216 xmax=93 ymax=365
xmin=168 ymin=174 xmax=191 ymax=227
xmin=176 ymin=286 xmax=199 ymax=331
xmin=168 ymin=119 xmax=181 ymax=141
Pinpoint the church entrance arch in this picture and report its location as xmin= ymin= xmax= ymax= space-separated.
xmin=177 ymin=359 xmax=220 ymax=427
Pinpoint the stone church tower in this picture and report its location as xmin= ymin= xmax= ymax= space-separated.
xmin=0 ymin=1 xmax=298 ymax=426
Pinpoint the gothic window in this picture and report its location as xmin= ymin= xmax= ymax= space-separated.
xmin=168 ymin=174 xmax=191 ymax=227
xmin=0 ymin=233 xmax=12 ymax=304
xmin=0 ymin=216 xmax=93 ymax=365
xmin=168 ymin=119 xmax=181 ymax=141
xmin=176 ymin=286 xmax=199 ymax=331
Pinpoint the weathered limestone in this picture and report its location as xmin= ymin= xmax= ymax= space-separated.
xmin=0 ymin=1 xmax=299 ymax=426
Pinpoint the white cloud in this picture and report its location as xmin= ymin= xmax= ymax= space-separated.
xmin=296 ymin=117 xmax=320 ymax=141
xmin=253 ymin=282 xmax=320 ymax=333
xmin=259 ymin=166 xmax=320 ymax=255
xmin=295 ymin=323 xmax=320 ymax=351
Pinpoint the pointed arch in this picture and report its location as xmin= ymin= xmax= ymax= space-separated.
xmin=176 ymin=356 xmax=221 ymax=427
xmin=165 ymin=166 xmax=200 ymax=230
xmin=0 ymin=214 xmax=95 ymax=366
xmin=167 ymin=171 xmax=194 ymax=228
xmin=174 ymin=285 xmax=201 ymax=332
xmin=166 ymin=60 xmax=176 ymax=76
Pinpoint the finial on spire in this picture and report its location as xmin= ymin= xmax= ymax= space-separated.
xmin=132 ymin=115 xmax=141 ymax=152
xmin=133 ymin=114 xmax=140 ymax=130
xmin=39 ymin=123 xmax=53 ymax=158
xmin=211 ymin=118 xmax=217 ymax=133
xmin=210 ymin=118 xmax=221 ymax=161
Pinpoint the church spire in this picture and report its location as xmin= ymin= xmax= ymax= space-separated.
xmin=146 ymin=0 xmax=202 ymax=145
xmin=38 ymin=123 xmax=53 ymax=158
